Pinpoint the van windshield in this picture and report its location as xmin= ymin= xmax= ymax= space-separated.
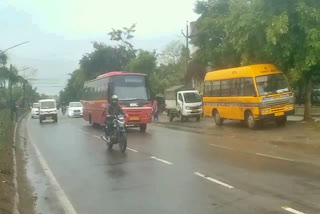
xmin=256 ymin=74 xmax=290 ymax=96
xmin=40 ymin=101 xmax=56 ymax=109
xmin=183 ymin=93 xmax=202 ymax=103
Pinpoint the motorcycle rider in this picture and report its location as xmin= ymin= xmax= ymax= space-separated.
xmin=105 ymin=95 xmax=125 ymax=142
xmin=61 ymin=102 xmax=67 ymax=115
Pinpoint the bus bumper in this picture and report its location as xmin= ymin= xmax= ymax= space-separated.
xmin=125 ymin=109 xmax=152 ymax=125
xmin=260 ymin=110 xmax=295 ymax=120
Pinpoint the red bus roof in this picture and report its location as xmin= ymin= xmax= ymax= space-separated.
xmin=96 ymin=71 xmax=147 ymax=79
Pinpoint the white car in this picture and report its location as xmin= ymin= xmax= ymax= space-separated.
xmin=68 ymin=102 xmax=83 ymax=117
xmin=31 ymin=103 xmax=39 ymax=118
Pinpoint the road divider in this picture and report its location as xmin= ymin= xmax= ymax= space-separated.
xmin=282 ymin=206 xmax=305 ymax=214
xmin=194 ymin=172 xmax=234 ymax=189
xmin=150 ymin=156 xmax=173 ymax=165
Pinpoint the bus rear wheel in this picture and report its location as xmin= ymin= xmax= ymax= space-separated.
xmin=214 ymin=110 xmax=223 ymax=126
xmin=140 ymin=124 xmax=147 ymax=132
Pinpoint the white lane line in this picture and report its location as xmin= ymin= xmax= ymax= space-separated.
xmin=194 ymin=172 xmax=234 ymax=189
xmin=93 ymin=135 xmax=101 ymax=139
xmin=27 ymin=119 xmax=77 ymax=214
xmin=255 ymin=153 xmax=296 ymax=162
xmin=282 ymin=206 xmax=305 ymax=214
xmin=127 ymin=147 xmax=138 ymax=153
xmin=209 ymin=144 xmax=234 ymax=150
xmin=150 ymin=156 xmax=173 ymax=165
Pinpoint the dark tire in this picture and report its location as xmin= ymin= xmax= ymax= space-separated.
xmin=54 ymin=115 xmax=58 ymax=123
xmin=89 ymin=115 xmax=92 ymax=125
xmin=140 ymin=124 xmax=147 ymax=132
xmin=119 ymin=133 xmax=127 ymax=153
xmin=107 ymin=142 xmax=113 ymax=150
xmin=39 ymin=118 xmax=43 ymax=124
xmin=275 ymin=116 xmax=287 ymax=126
xmin=169 ymin=114 xmax=174 ymax=122
xmin=179 ymin=112 xmax=185 ymax=122
xmin=196 ymin=115 xmax=201 ymax=122
xmin=214 ymin=110 xmax=223 ymax=126
xmin=246 ymin=111 xmax=258 ymax=129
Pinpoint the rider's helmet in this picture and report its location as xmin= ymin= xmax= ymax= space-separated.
xmin=111 ymin=95 xmax=118 ymax=106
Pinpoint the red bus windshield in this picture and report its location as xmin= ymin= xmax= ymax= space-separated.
xmin=111 ymin=75 xmax=149 ymax=101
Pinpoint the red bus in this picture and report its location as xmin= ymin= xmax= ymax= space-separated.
xmin=82 ymin=71 xmax=152 ymax=132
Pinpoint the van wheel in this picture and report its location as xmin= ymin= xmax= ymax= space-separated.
xmin=169 ymin=115 xmax=174 ymax=122
xmin=214 ymin=110 xmax=223 ymax=126
xmin=179 ymin=112 xmax=185 ymax=122
xmin=196 ymin=115 xmax=201 ymax=122
xmin=246 ymin=111 xmax=258 ymax=129
xmin=54 ymin=115 xmax=58 ymax=123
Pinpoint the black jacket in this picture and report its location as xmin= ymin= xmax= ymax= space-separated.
xmin=107 ymin=104 xmax=125 ymax=116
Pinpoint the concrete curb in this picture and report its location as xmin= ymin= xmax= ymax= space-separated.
xmin=12 ymin=110 xmax=29 ymax=214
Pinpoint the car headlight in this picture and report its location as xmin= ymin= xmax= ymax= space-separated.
xmin=185 ymin=106 xmax=192 ymax=110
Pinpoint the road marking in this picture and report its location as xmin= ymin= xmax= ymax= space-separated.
xmin=209 ymin=144 xmax=234 ymax=150
xmin=282 ymin=206 xmax=305 ymax=214
xmin=93 ymin=135 xmax=101 ymax=139
xmin=27 ymin=119 xmax=77 ymax=214
xmin=194 ymin=172 xmax=234 ymax=189
xmin=150 ymin=156 xmax=173 ymax=165
xmin=255 ymin=153 xmax=296 ymax=162
xmin=127 ymin=147 xmax=138 ymax=152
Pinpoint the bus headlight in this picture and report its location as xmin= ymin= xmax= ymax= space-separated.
xmin=286 ymin=105 xmax=294 ymax=110
xmin=261 ymin=108 xmax=271 ymax=114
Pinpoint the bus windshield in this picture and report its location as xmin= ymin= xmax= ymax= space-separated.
xmin=183 ymin=92 xmax=202 ymax=103
xmin=112 ymin=76 xmax=149 ymax=101
xmin=256 ymin=74 xmax=290 ymax=96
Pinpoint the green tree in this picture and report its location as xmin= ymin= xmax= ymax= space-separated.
xmin=192 ymin=0 xmax=320 ymax=120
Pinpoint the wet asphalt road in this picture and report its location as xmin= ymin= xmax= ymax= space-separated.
xmin=24 ymin=113 xmax=320 ymax=214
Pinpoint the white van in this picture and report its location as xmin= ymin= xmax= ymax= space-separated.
xmin=39 ymin=99 xmax=58 ymax=123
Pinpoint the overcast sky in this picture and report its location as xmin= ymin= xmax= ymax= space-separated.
xmin=0 ymin=0 xmax=199 ymax=95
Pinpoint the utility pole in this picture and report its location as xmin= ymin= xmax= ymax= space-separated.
xmin=181 ymin=21 xmax=190 ymax=76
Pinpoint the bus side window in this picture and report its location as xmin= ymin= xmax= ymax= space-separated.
xmin=204 ymin=81 xmax=211 ymax=97
xmin=243 ymin=78 xmax=256 ymax=97
xmin=212 ymin=81 xmax=220 ymax=97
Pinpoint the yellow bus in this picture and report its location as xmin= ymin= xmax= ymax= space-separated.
xmin=203 ymin=64 xmax=295 ymax=129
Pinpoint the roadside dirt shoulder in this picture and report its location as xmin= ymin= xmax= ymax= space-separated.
xmin=0 ymin=127 xmax=14 ymax=214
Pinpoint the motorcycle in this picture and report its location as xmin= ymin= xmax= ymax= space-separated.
xmin=62 ymin=106 xmax=66 ymax=115
xmin=102 ymin=114 xmax=127 ymax=152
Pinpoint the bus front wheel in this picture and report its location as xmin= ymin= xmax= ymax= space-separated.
xmin=246 ymin=111 xmax=258 ymax=129
xmin=214 ymin=110 xmax=223 ymax=126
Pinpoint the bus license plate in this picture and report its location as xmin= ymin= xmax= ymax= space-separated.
xmin=130 ymin=117 xmax=140 ymax=121
xmin=275 ymin=112 xmax=284 ymax=117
